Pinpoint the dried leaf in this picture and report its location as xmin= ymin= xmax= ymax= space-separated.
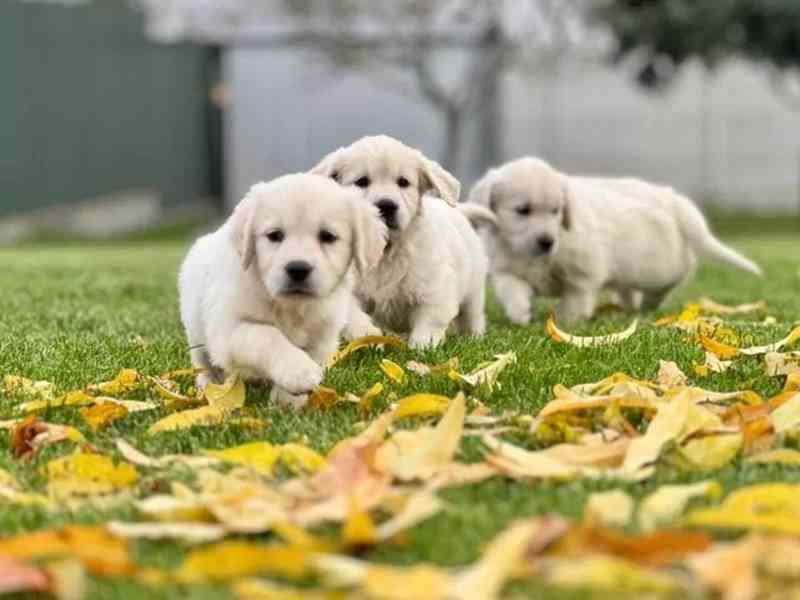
xmin=765 ymin=351 xmax=800 ymax=376
xmin=45 ymin=558 xmax=86 ymax=600
xmin=115 ymin=439 xmax=220 ymax=469
xmin=449 ymin=353 xmax=516 ymax=391
xmin=638 ymin=480 xmax=722 ymax=531
xmin=745 ymin=448 xmax=800 ymax=466
xmin=394 ymin=394 xmax=451 ymax=419
xmin=380 ymin=359 xmax=405 ymax=383
xmin=374 ymin=393 xmax=465 ymax=481
xmin=406 ymin=357 xmax=459 ymax=377
xmin=342 ymin=501 xmax=377 ymax=546
xmin=541 ymin=555 xmax=683 ymax=593
xmin=698 ymin=297 xmax=767 ymax=315
xmin=80 ymin=402 xmax=128 ymax=431
xmin=148 ymin=404 xmax=232 ymax=435
xmin=309 ymin=386 xmax=340 ymax=409
xmin=280 ymin=443 xmax=327 ymax=474
xmin=107 ymin=521 xmax=226 ymax=544
xmin=11 ymin=416 xmax=85 ymax=460
xmin=0 ymin=526 xmax=135 ymax=576
xmin=205 ymin=442 xmax=283 ymax=475
xmin=176 ymin=541 xmax=308 ymax=582
xmin=44 ymin=452 xmax=139 ymax=498
xmin=656 ymin=360 xmax=688 ymax=387
xmin=375 ymin=489 xmax=443 ymax=541
xmin=232 ymin=579 xmax=337 ymax=600
xmin=769 ymin=392 xmax=800 ymax=434
xmin=203 ymin=372 xmax=246 ymax=409
xmin=545 ymin=316 xmax=638 ymax=348
xmin=0 ymin=556 xmax=49 ymax=593
xmin=325 ymin=335 xmax=408 ymax=369
xmin=92 ymin=396 xmax=158 ymax=413
xmin=19 ymin=390 xmax=94 ymax=413
xmin=3 ymin=374 xmax=56 ymax=400
xmin=685 ymin=483 xmax=800 ymax=534
xmin=584 ymin=490 xmax=634 ymax=528
xmin=87 ymin=369 xmax=140 ymax=395
xmin=701 ymin=325 xmax=800 ymax=358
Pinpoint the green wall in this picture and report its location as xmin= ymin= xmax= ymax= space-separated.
xmin=0 ymin=0 xmax=215 ymax=217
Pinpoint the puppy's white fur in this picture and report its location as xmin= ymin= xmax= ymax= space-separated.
xmin=179 ymin=174 xmax=386 ymax=408
xmin=311 ymin=135 xmax=489 ymax=348
xmin=469 ymin=157 xmax=762 ymax=323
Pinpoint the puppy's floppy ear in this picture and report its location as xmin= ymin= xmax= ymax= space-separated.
xmin=229 ymin=186 xmax=261 ymax=270
xmin=560 ymin=178 xmax=573 ymax=231
xmin=468 ymin=170 xmax=497 ymax=211
xmin=309 ymin=147 xmax=345 ymax=181
xmin=417 ymin=152 xmax=460 ymax=206
xmin=350 ymin=200 xmax=388 ymax=277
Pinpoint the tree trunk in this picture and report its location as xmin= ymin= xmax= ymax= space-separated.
xmin=443 ymin=105 xmax=463 ymax=176
xmin=473 ymin=57 xmax=502 ymax=180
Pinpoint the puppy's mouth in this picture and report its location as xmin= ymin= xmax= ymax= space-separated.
xmin=280 ymin=285 xmax=316 ymax=297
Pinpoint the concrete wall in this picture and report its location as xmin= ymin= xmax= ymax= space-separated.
xmin=226 ymin=47 xmax=800 ymax=214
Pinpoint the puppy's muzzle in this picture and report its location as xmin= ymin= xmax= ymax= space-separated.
xmin=375 ymin=199 xmax=399 ymax=230
xmin=283 ymin=260 xmax=314 ymax=294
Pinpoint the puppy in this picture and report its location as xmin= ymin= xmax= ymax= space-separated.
xmin=179 ymin=174 xmax=386 ymax=408
xmin=311 ymin=135 xmax=493 ymax=348
xmin=469 ymin=157 xmax=761 ymax=323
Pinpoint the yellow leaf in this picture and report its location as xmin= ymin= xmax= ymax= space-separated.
xmin=280 ymin=443 xmax=326 ymax=474
xmin=363 ymin=565 xmax=451 ymax=600
xmin=770 ymin=392 xmax=800 ymax=434
xmin=359 ymin=382 xmax=384 ymax=412
xmin=19 ymin=390 xmax=94 ymax=413
xmin=176 ymin=542 xmax=308 ymax=582
xmin=325 ymin=335 xmax=408 ymax=369
xmin=205 ymin=442 xmax=282 ymax=475
xmin=638 ymin=480 xmax=722 ymax=531
xmin=309 ymin=386 xmax=340 ymax=409
xmin=380 ymin=359 xmax=405 ymax=383
xmin=79 ymin=402 xmax=128 ymax=432
xmin=107 ymin=521 xmax=226 ymax=544
xmin=203 ymin=372 xmax=246 ymax=409
xmin=342 ymin=501 xmax=377 ymax=546
xmin=3 ymin=375 xmax=55 ymax=401
xmin=584 ymin=490 xmax=634 ymax=528
xmin=374 ymin=393 xmax=465 ymax=481
xmin=232 ymin=579 xmax=338 ymax=600
xmin=745 ymin=448 xmax=800 ymax=466
xmin=765 ymin=351 xmax=800 ymax=376
xmin=394 ymin=394 xmax=451 ymax=419
xmin=44 ymin=452 xmax=139 ymax=498
xmin=699 ymin=335 xmax=740 ymax=359
xmin=148 ymin=404 xmax=231 ymax=435
xmin=449 ymin=352 xmax=516 ymax=392
xmin=685 ymin=483 xmax=800 ymax=534
xmin=375 ymin=490 xmax=443 ymax=541
xmin=656 ymin=360 xmax=688 ymax=387
xmin=45 ymin=558 xmax=86 ymax=600
xmin=543 ymin=555 xmax=683 ymax=594
xmin=697 ymin=297 xmax=767 ymax=315
xmin=545 ymin=317 xmax=638 ymax=348
xmin=87 ymin=369 xmax=140 ymax=395
xmin=115 ymin=439 xmax=220 ymax=469
xmin=406 ymin=357 xmax=459 ymax=377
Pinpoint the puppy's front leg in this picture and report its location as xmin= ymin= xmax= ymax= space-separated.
xmin=409 ymin=299 xmax=458 ymax=349
xmin=228 ymin=322 xmax=323 ymax=396
xmin=343 ymin=296 xmax=382 ymax=340
xmin=556 ymin=288 xmax=597 ymax=323
xmin=492 ymin=272 xmax=534 ymax=325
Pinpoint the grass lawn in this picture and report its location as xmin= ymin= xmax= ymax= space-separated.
xmin=1 ymin=224 xmax=799 ymax=599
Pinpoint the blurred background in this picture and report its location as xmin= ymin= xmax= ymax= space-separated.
xmin=3 ymin=0 xmax=800 ymax=244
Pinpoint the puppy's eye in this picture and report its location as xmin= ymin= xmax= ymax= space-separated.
xmin=319 ymin=230 xmax=338 ymax=244
xmin=551 ymin=207 xmax=560 ymax=215
xmin=266 ymin=230 xmax=284 ymax=243
xmin=397 ymin=176 xmax=410 ymax=189
xmin=330 ymin=171 xmax=340 ymax=183
xmin=515 ymin=204 xmax=532 ymax=216
xmin=355 ymin=176 xmax=370 ymax=188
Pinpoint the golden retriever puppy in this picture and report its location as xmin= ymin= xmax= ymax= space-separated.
xmin=311 ymin=135 xmax=493 ymax=348
xmin=469 ymin=157 xmax=761 ymax=324
xmin=179 ymin=174 xmax=386 ymax=408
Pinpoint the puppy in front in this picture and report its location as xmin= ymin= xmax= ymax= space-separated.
xmin=311 ymin=135 xmax=494 ymax=348
xmin=469 ymin=158 xmax=761 ymax=324
xmin=179 ymin=174 xmax=386 ymax=408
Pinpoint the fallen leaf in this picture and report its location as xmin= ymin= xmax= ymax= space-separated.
xmin=87 ymin=369 xmax=140 ymax=395
xmin=656 ymin=360 xmax=688 ymax=387
xmin=325 ymin=335 xmax=408 ymax=369
xmin=0 ymin=526 xmax=135 ymax=577
xmin=45 ymin=558 xmax=86 ymax=600
xmin=638 ymin=480 xmax=722 ymax=531
xmin=10 ymin=416 xmax=85 ymax=460
xmin=232 ymin=579 xmax=336 ymax=600
xmin=406 ymin=357 xmax=459 ymax=377
xmin=698 ymin=298 xmax=767 ymax=315
xmin=203 ymin=372 xmax=246 ymax=409
xmin=0 ymin=556 xmax=49 ymax=593
xmin=584 ymin=490 xmax=634 ymax=528
xmin=18 ymin=390 xmax=94 ymax=413
xmin=148 ymin=404 xmax=233 ymax=435
xmin=205 ymin=442 xmax=282 ymax=475
xmin=44 ymin=452 xmax=138 ymax=498
xmin=375 ymin=489 xmax=443 ymax=541
xmin=80 ymin=402 xmax=128 ymax=431
xmin=176 ymin=541 xmax=308 ymax=582
xmin=449 ymin=353 xmax=516 ymax=391
xmin=107 ymin=521 xmax=226 ymax=544
xmin=769 ymin=392 xmax=800 ymax=434
xmin=380 ymin=359 xmax=405 ymax=384
xmin=280 ymin=443 xmax=326 ymax=474
xmin=3 ymin=374 xmax=55 ymax=401
xmin=115 ymin=439 xmax=220 ymax=469
xmin=374 ymin=393 xmax=466 ymax=481
xmin=685 ymin=483 xmax=800 ymax=534
xmin=765 ymin=351 xmax=800 ymax=376
xmin=541 ymin=555 xmax=684 ymax=594
xmin=545 ymin=317 xmax=638 ymax=348
xmin=745 ymin=448 xmax=800 ymax=466
xmin=701 ymin=325 xmax=800 ymax=358
xmin=309 ymin=386 xmax=340 ymax=409
xmin=342 ymin=500 xmax=377 ymax=547
xmin=393 ymin=394 xmax=451 ymax=419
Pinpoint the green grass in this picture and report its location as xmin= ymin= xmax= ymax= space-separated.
xmin=0 ymin=225 xmax=799 ymax=599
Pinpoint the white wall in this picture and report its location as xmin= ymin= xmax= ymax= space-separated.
xmin=226 ymin=48 xmax=800 ymax=214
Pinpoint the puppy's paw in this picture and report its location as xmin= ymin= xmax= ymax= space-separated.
xmin=271 ymin=350 xmax=324 ymax=395
xmin=506 ymin=309 xmax=531 ymax=326
xmin=344 ymin=320 xmax=382 ymax=340
xmin=270 ymin=386 xmax=308 ymax=410
xmin=409 ymin=328 xmax=446 ymax=350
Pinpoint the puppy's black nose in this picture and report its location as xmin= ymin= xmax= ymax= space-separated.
xmin=285 ymin=260 xmax=313 ymax=282
xmin=375 ymin=199 xmax=398 ymax=219
xmin=537 ymin=236 xmax=554 ymax=253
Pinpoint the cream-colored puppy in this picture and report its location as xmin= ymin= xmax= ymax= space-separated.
xmin=179 ymin=174 xmax=386 ymax=408
xmin=469 ymin=157 xmax=761 ymax=323
xmin=311 ymin=135 xmax=492 ymax=348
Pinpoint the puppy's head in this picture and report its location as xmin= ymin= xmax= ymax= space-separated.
xmin=230 ymin=174 xmax=387 ymax=299
xmin=469 ymin=158 xmax=572 ymax=258
xmin=310 ymin=135 xmax=460 ymax=241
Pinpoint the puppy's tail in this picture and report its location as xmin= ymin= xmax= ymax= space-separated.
xmin=457 ymin=203 xmax=497 ymax=228
xmin=672 ymin=194 xmax=762 ymax=276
